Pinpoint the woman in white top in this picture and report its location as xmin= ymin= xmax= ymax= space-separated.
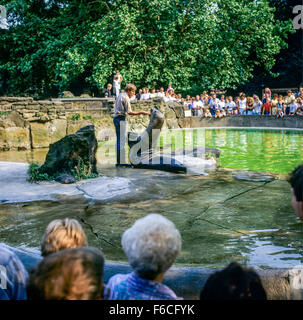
xmin=238 ymin=93 xmax=247 ymax=115
xmin=218 ymin=95 xmax=226 ymax=111
xmin=113 ymin=76 xmax=120 ymax=97
xmin=252 ymin=95 xmax=262 ymax=115
xmin=114 ymin=70 xmax=123 ymax=84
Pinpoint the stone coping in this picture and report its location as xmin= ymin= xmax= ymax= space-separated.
xmin=51 ymin=98 xmax=115 ymax=102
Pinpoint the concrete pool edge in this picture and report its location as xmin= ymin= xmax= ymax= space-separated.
xmin=6 ymin=244 xmax=303 ymax=300
xmin=167 ymin=126 xmax=303 ymax=132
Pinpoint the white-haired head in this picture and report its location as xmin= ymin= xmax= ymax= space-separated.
xmin=121 ymin=214 xmax=182 ymax=280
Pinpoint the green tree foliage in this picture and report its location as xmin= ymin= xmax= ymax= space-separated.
xmin=0 ymin=0 xmax=294 ymax=97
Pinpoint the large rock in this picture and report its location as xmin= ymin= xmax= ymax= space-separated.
xmin=62 ymin=91 xmax=75 ymax=98
xmin=38 ymin=125 xmax=98 ymax=177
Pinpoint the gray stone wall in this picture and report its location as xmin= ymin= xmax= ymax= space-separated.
xmin=0 ymin=97 xmax=186 ymax=150
xmin=0 ymin=97 xmax=116 ymax=150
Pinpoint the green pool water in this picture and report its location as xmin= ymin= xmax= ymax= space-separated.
xmin=204 ymin=128 xmax=303 ymax=175
xmin=0 ymin=127 xmax=303 ymax=269
xmin=155 ymin=127 xmax=303 ymax=175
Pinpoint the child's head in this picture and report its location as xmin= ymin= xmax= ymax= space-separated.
xmin=200 ymin=262 xmax=267 ymax=300
xmin=27 ymin=247 xmax=105 ymax=300
xmin=41 ymin=218 xmax=88 ymax=257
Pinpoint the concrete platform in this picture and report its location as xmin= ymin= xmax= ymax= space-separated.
xmin=0 ymin=161 xmax=132 ymax=203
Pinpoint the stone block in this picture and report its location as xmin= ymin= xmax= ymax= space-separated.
xmin=27 ymin=104 xmax=40 ymax=110
xmin=40 ymin=115 xmax=50 ymax=122
xmin=30 ymin=119 xmax=68 ymax=148
xmin=49 ymin=119 xmax=67 ymax=144
xmin=22 ymin=112 xmax=36 ymax=119
xmin=0 ymin=104 xmax=12 ymax=111
xmin=11 ymin=104 xmax=25 ymax=110
xmin=54 ymin=106 xmax=65 ymax=112
xmin=37 ymin=100 xmax=54 ymax=105
xmin=40 ymin=106 xmax=48 ymax=113
xmin=28 ymin=117 xmax=40 ymax=122
xmin=30 ymin=122 xmax=50 ymax=148
xmin=0 ymin=127 xmax=31 ymax=150
xmin=0 ymin=97 xmax=33 ymax=103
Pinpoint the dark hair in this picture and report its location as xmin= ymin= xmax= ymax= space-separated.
xmin=289 ymin=165 xmax=303 ymax=202
xmin=27 ymin=247 xmax=104 ymax=300
xmin=200 ymin=262 xmax=267 ymax=300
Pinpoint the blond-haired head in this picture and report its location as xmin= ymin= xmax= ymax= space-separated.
xmin=41 ymin=218 xmax=88 ymax=257
xmin=247 ymin=97 xmax=254 ymax=104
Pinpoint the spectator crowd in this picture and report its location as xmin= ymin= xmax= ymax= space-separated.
xmin=104 ymin=78 xmax=303 ymax=119
xmin=1 ymin=162 xmax=303 ymax=301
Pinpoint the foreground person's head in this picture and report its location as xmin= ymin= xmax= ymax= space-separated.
xmin=0 ymin=244 xmax=28 ymax=300
xmin=289 ymin=165 xmax=303 ymax=220
xmin=27 ymin=247 xmax=105 ymax=300
xmin=126 ymin=83 xmax=137 ymax=98
xmin=200 ymin=262 xmax=267 ymax=300
xmin=41 ymin=218 xmax=88 ymax=257
xmin=122 ymin=214 xmax=182 ymax=281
